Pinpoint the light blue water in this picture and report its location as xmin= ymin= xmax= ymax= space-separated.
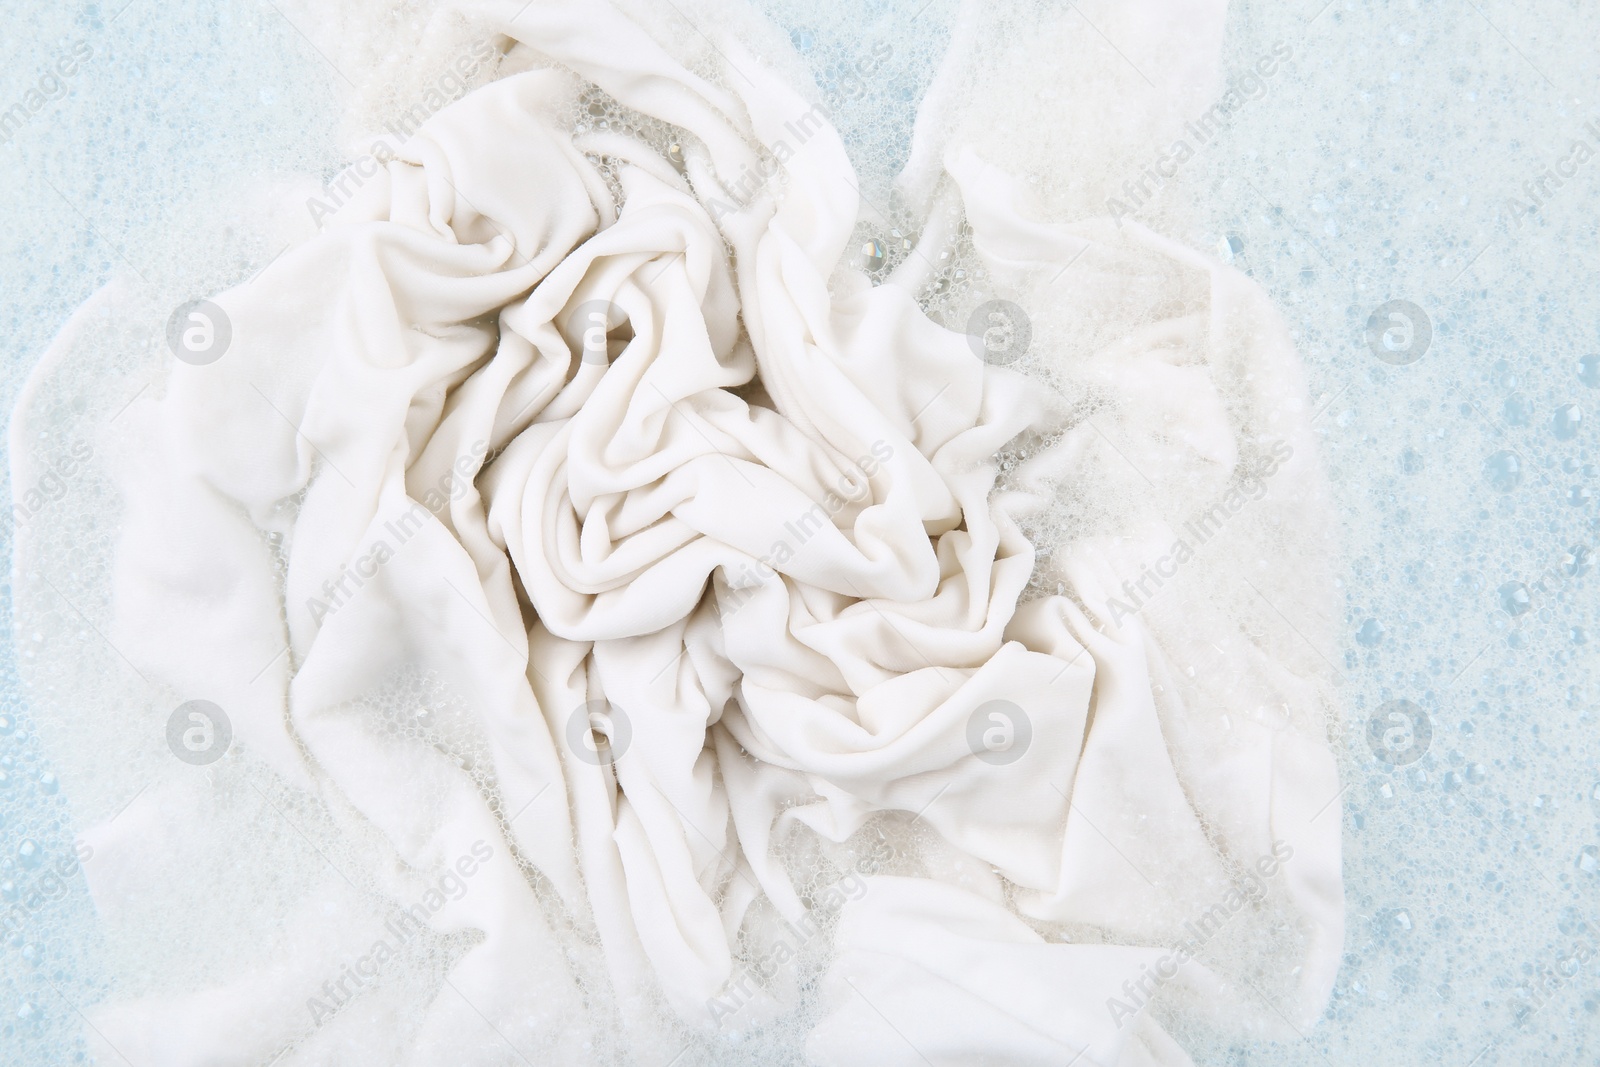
xmin=3 ymin=1 xmax=1597 ymax=1064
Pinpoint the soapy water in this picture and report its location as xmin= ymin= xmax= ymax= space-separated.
xmin=2 ymin=0 xmax=1598 ymax=1064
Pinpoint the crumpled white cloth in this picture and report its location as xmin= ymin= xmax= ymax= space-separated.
xmin=11 ymin=0 xmax=1343 ymax=1064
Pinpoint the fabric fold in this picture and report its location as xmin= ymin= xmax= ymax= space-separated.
xmin=9 ymin=0 xmax=1343 ymax=1063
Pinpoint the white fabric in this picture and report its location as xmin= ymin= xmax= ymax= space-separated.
xmin=11 ymin=0 xmax=1343 ymax=1064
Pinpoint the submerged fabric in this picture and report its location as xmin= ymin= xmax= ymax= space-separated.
xmin=12 ymin=0 xmax=1342 ymax=1063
